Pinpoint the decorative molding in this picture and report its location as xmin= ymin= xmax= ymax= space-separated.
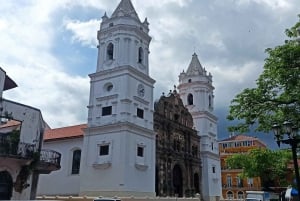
xmin=92 ymin=161 xmax=111 ymax=169
xmin=135 ymin=163 xmax=148 ymax=171
xmin=96 ymin=94 xmax=118 ymax=101
xmin=133 ymin=96 xmax=149 ymax=105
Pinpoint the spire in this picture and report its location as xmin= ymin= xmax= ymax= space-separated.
xmin=186 ymin=53 xmax=205 ymax=76
xmin=111 ymin=0 xmax=140 ymax=21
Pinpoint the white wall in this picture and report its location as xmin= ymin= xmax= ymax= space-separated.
xmin=37 ymin=138 xmax=83 ymax=196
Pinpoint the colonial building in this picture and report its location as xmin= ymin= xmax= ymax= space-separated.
xmin=38 ymin=90 xmax=202 ymax=198
xmin=219 ymin=135 xmax=267 ymax=199
xmin=37 ymin=0 xmax=222 ymax=200
xmin=178 ymin=53 xmax=222 ymax=201
xmin=154 ymin=89 xmax=201 ymax=197
xmin=0 ymin=68 xmax=61 ymax=200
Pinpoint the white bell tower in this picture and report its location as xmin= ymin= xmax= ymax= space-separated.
xmin=177 ymin=53 xmax=221 ymax=201
xmin=80 ymin=0 xmax=156 ymax=197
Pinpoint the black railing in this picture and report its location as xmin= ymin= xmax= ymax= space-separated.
xmin=0 ymin=138 xmax=35 ymax=159
xmin=39 ymin=149 xmax=61 ymax=168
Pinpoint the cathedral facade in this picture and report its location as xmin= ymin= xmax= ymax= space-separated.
xmin=37 ymin=0 xmax=221 ymax=201
xmin=154 ymin=90 xmax=201 ymax=197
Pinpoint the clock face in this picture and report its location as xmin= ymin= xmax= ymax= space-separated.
xmin=137 ymin=84 xmax=145 ymax=97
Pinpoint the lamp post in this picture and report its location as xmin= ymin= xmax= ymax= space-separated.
xmin=272 ymin=121 xmax=300 ymax=201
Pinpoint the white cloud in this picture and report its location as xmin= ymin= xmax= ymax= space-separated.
xmin=0 ymin=0 xmax=299 ymax=132
xmin=64 ymin=19 xmax=99 ymax=47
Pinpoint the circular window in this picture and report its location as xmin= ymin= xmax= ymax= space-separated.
xmin=104 ymin=83 xmax=113 ymax=92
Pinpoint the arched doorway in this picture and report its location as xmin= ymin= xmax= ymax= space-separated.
xmin=194 ymin=173 xmax=200 ymax=193
xmin=172 ymin=164 xmax=183 ymax=197
xmin=0 ymin=171 xmax=13 ymax=200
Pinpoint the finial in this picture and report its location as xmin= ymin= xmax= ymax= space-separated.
xmin=143 ymin=18 xmax=149 ymax=26
xmin=102 ymin=12 xmax=108 ymax=21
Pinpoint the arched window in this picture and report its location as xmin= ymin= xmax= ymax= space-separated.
xmin=187 ymin=93 xmax=193 ymax=105
xmin=209 ymin=95 xmax=212 ymax=107
xmin=227 ymin=191 xmax=233 ymax=199
xmin=106 ymin=43 xmax=114 ymax=60
xmin=238 ymin=191 xmax=244 ymax=199
xmin=138 ymin=47 xmax=143 ymax=63
xmin=71 ymin=149 xmax=81 ymax=175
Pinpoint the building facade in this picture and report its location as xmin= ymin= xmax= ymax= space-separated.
xmin=219 ymin=135 xmax=267 ymax=199
xmin=0 ymin=68 xmax=61 ymax=200
xmin=37 ymin=0 xmax=222 ymax=200
xmin=80 ymin=0 xmax=156 ymax=197
xmin=38 ymin=90 xmax=202 ymax=198
xmin=154 ymin=90 xmax=201 ymax=197
xmin=178 ymin=53 xmax=222 ymax=201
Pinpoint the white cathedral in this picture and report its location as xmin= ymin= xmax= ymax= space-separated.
xmin=37 ymin=0 xmax=222 ymax=201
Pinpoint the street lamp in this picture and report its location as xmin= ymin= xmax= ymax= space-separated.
xmin=272 ymin=121 xmax=300 ymax=201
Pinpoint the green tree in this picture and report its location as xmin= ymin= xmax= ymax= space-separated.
xmin=227 ymin=15 xmax=300 ymax=133
xmin=226 ymin=148 xmax=292 ymax=188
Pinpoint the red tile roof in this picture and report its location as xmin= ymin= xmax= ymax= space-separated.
xmin=0 ymin=120 xmax=21 ymax=128
xmin=220 ymin=134 xmax=260 ymax=142
xmin=44 ymin=124 xmax=87 ymax=141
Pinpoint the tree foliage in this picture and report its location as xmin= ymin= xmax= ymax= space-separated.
xmin=227 ymin=15 xmax=300 ymax=133
xmin=226 ymin=148 xmax=292 ymax=188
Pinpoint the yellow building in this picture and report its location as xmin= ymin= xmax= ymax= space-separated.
xmin=219 ymin=135 xmax=267 ymax=199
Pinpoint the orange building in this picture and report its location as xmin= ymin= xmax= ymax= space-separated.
xmin=219 ymin=135 xmax=267 ymax=199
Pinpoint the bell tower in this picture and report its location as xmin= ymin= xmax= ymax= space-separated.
xmin=178 ymin=53 xmax=222 ymax=201
xmin=80 ymin=0 xmax=156 ymax=197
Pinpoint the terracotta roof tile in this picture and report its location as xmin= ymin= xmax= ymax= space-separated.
xmin=0 ymin=120 xmax=21 ymax=128
xmin=220 ymin=134 xmax=260 ymax=142
xmin=44 ymin=124 xmax=87 ymax=141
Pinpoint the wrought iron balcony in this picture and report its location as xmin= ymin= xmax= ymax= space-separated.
xmin=0 ymin=138 xmax=35 ymax=159
xmin=0 ymin=137 xmax=61 ymax=173
xmin=36 ymin=149 xmax=61 ymax=174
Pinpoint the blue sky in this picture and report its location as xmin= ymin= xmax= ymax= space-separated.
xmin=1 ymin=0 xmax=299 ymax=148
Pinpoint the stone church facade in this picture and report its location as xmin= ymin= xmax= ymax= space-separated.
xmin=154 ymin=90 xmax=201 ymax=197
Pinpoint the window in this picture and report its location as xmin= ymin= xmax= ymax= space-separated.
xmin=102 ymin=106 xmax=112 ymax=116
xmin=99 ymin=145 xmax=109 ymax=156
xmin=209 ymin=95 xmax=212 ymax=107
xmin=137 ymin=146 xmax=144 ymax=157
xmin=238 ymin=191 xmax=244 ymax=199
xmin=188 ymin=79 xmax=192 ymax=83
xmin=187 ymin=93 xmax=193 ymax=105
xmin=227 ymin=175 xmax=232 ymax=187
xmin=247 ymin=178 xmax=253 ymax=187
xmin=71 ymin=149 xmax=81 ymax=175
xmin=138 ymin=47 xmax=144 ymax=63
xmin=227 ymin=191 xmax=233 ymax=199
xmin=237 ymin=177 xmax=243 ymax=187
xmin=211 ymin=142 xmax=214 ymax=150
xmin=137 ymin=108 xmax=144 ymax=119
xmin=106 ymin=43 xmax=114 ymax=60
xmin=212 ymin=166 xmax=216 ymax=173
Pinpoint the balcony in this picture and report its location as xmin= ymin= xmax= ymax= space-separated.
xmin=0 ymin=138 xmax=35 ymax=160
xmin=0 ymin=136 xmax=61 ymax=174
xmin=36 ymin=149 xmax=61 ymax=174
